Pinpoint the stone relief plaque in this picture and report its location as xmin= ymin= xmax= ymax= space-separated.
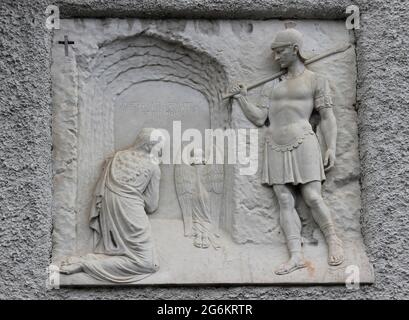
xmin=51 ymin=18 xmax=373 ymax=285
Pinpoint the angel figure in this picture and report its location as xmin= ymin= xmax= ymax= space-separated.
xmin=175 ymin=148 xmax=221 ymax=249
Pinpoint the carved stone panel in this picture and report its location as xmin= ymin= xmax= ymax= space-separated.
xmin=51 ymin=18 xmax=373 ymax=285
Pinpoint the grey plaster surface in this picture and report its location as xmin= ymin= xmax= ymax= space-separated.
xmin=0 ymin=0 xmax=408 ymax=299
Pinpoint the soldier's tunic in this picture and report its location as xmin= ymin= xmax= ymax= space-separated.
xmin=259 ymin=69 xmax=333 ymax=186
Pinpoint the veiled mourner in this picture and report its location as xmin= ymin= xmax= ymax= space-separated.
xmin=230 ymin=26 xmax=344 ymax=275
xmin=60 ymin=128 xmax=164 ymax=283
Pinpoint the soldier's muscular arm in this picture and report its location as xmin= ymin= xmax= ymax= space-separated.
xmin=230 ymin=83 xmax=268 ymax=127
xmin=319 ymin=108 xmax=337 ymax=171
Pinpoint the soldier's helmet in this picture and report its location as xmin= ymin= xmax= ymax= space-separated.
xmin=271 ymin=23 xmax=307 ymax=62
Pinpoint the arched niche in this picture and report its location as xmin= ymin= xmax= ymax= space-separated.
xmin=73 ymin=34 xmax=230 ymax=253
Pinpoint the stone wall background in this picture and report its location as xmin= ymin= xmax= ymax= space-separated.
xmin=1 ymin=0 xmax=408 ymax=299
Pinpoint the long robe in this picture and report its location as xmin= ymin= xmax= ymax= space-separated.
xmin=191 ymin=164 xmax=213 ymax=237
xmin=175 ymin=163 xmax=219 ymax=248
xmin=82 ymin=150 xmax=161 ymax=283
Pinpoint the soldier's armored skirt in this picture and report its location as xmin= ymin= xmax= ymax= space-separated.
xmin=261 ymin=123 xmax=326 ymax=186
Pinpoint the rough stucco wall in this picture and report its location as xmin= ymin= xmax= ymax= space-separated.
xmin=0 ymin=0 xmax=408 ymax=299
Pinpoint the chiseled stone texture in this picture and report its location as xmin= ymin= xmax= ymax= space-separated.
xmin=0 ymin=0 xmax=408 ymax=298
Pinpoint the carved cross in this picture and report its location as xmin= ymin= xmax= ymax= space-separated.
xmin=58 ymin=35 xmax=74 ymax=56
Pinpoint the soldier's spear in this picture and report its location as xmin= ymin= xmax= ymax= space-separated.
xmin=222 ymin=43 xmax=352 ymax=100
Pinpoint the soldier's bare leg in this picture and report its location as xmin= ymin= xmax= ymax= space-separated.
xmin=300 ymin=181 xmax=344 ymax=266
xmin=294 ymin=190 xmax=318 ymax=245
xmin=273 ymin=184 xmax=306 ymax=275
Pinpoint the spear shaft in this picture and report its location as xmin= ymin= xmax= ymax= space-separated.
xmin=222 ymin=43 xmax=352 ymax=100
